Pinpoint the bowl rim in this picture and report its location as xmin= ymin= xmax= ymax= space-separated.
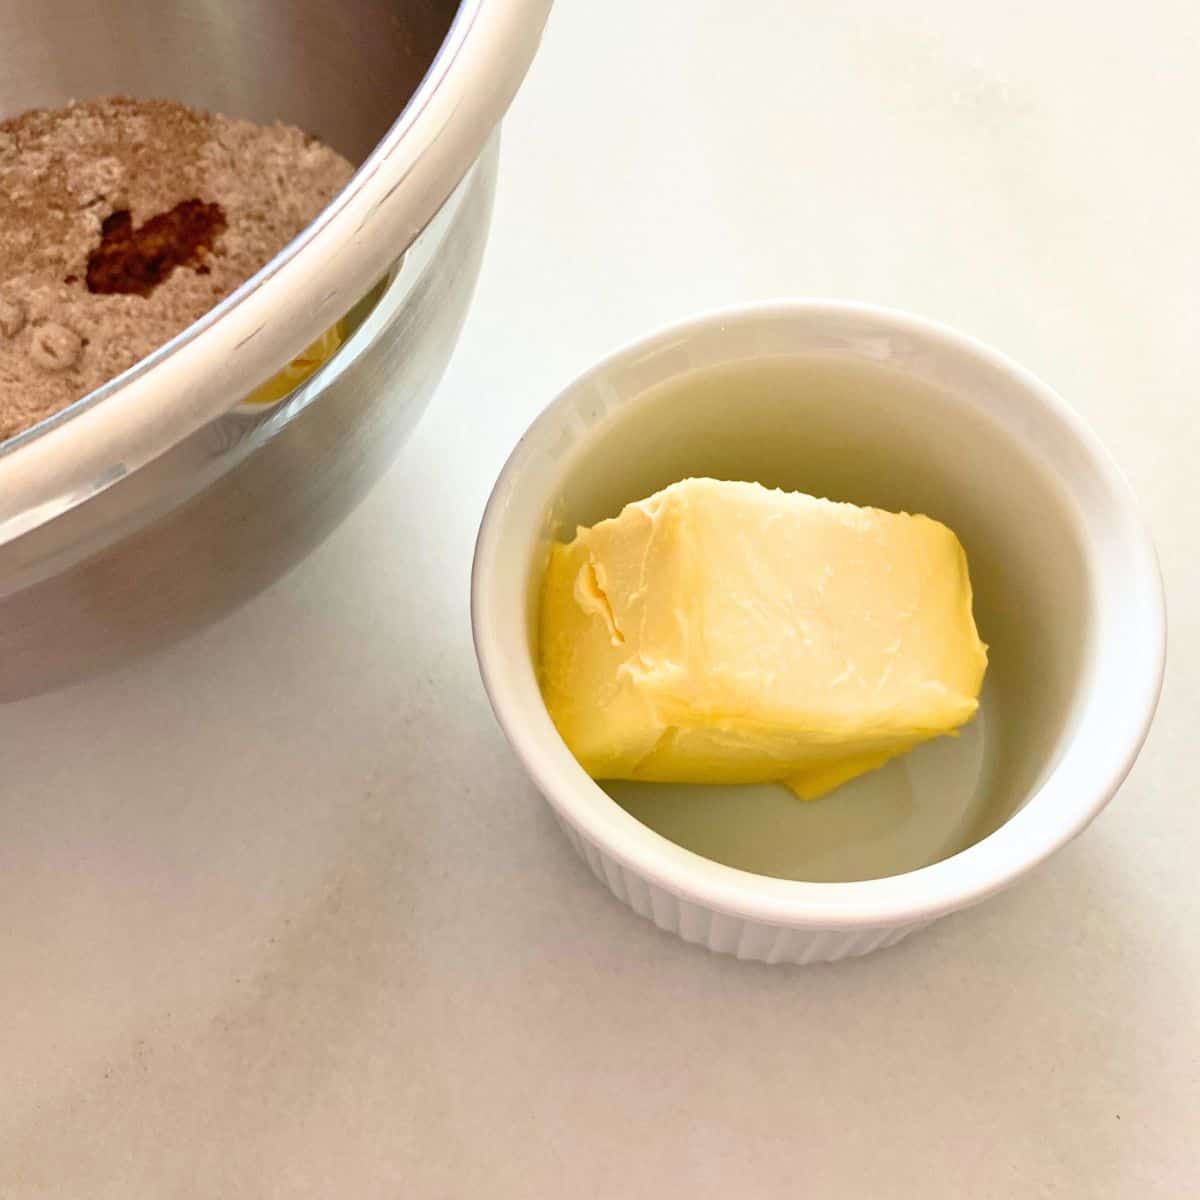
xmin=472 ymin=298 xmax=1167 ymax=929
xmin=0 ymin=0 xmax=553 ymax=546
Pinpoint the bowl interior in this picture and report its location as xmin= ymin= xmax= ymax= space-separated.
xmin=506 ymin=333 xmax=1095 ymax=883
xmin=0 ymin=0 xmax=459 ymax=162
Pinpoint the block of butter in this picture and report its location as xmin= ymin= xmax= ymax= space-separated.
xmin=538 ymin=478 xmax=987 ymax=799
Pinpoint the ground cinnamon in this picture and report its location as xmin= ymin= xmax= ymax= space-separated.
xmin=0 ymin=96 xmax=355 ymax=443
xmin=86 ymin=200 xmax=228 ymax=298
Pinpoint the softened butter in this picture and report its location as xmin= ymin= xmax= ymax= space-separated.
xmin=538 ymin=478 xmax=987 ymax=799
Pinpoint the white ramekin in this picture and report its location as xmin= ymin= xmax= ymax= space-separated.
xmin=471 ymin=301 xmax=1166 ymax=965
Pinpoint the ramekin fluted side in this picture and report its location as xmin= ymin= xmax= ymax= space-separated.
xmin=554 ymin=814 xmax=930 ymax=965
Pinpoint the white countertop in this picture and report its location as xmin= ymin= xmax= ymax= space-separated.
xmin=3 ymin=1 xmax=1197 ymax=1194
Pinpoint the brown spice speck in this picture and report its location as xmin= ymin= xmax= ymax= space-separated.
xmin=86 ymin=199 xmax=226 ymax=297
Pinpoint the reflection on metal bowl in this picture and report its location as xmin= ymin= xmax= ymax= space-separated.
xmin=0 ymin=0 xmax=551 ymax=700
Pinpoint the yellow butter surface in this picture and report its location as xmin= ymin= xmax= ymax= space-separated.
xmin=539 ymin=478 xmax=987 ymax=799
xmin=241 ymin=323 xmax=344 ymax=408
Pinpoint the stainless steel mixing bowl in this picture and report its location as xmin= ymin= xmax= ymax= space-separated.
xmin=0 ymin=0 xmax=551 ymax=699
